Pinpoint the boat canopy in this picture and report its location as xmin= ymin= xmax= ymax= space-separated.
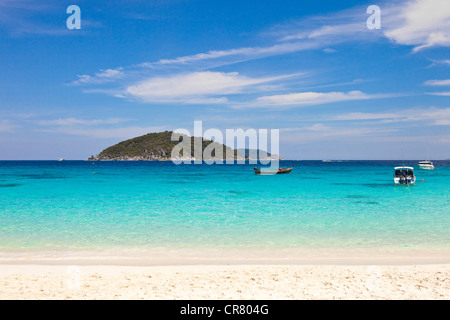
xmin=394 ymin=167 xmax=414 ymax=177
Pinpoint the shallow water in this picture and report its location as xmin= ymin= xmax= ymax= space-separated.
xmin=0 ymin=160 xmax=449 ymax=260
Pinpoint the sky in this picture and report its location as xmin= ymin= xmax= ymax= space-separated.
xmin=0 ymin=0 xmax=449 ymax=160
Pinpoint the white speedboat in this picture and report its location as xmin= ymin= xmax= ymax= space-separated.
xmin=394 ymin=166 xmax=416 ymax=185
xmin=418 ymin=160 xmax=434 ymax=170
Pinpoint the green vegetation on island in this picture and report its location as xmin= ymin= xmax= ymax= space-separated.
xmin=88 ymin=131 xmax=240 ymax=161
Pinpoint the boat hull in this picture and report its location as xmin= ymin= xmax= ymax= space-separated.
xmin=254 ymin=167 xmax=293 ymax=175
xmin=394 ymin=176 xmax=416 ymax=185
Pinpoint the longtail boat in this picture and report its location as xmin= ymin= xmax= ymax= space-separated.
xmin=254 ymin=165 xmax=293 ymax=175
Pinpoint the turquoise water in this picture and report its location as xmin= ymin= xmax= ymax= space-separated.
xmin=0 ymin=160 xmax=449 ymax=258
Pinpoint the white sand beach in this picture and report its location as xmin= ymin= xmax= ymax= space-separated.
xmin=0 ymin=263 xmax=449 ymax=300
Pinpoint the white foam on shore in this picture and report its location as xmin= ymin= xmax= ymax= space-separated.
xmin=1 ymin=246 xmax=450 ymax=266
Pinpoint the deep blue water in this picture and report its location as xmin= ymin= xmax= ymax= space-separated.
xmin=0 ymin=160 xmax=449 ymax=255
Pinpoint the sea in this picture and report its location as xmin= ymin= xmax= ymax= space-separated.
xmin=0 ymin=160 xmax=449 ymax=264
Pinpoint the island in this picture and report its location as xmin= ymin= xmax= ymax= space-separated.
xmin=88 ymin=131 xmax=283 ymax=161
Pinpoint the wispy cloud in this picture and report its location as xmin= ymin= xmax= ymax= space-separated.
xmin=330 ymin=111 xmax=404 ymax=121
xmin=233 ymin=91 xmax=391 ymax=109
xmin=328 ymin=107 xmax=450 ymax=126
xmin=424 ymin=79 xmax=450 ymax=86
xmin=0 ymin=120 xmax=17 ymax=133
xmin=0 ymin=0 xmax=63 ymax=36
xmin=426 ymin=92 xmax=450 ymax=96
xmin=278 ymin=0 xmax=450 ymax=54
xmin=35 ymin=117 xmax=130 ymax=126
xmin=279 ymin=125 xmax=399 ymax=145
xmin=40 ymin=126 xmax=167 ymax=139
xmin=0 ymin=0 xmax=102 ymax=36
xmin=428 ymin=59 xmax=450 ymax=67
xmin=33 ymin=116 xmax=164 ymax=139
xmin=123 ymin=71 xmax=302 ymax=104
xmin=69 ymin=0 xmax=448 ymax=106
xmin=139 ymin=42 xmax=324 ymax=69
xmin=136 ymin=5 xmax=379 ymax=71
xmin=273 ymin=3 xmax=375 ymax=43
xmin=0 ymin=0 xmax=50 ymax=10
xmin=71 ymin=68 xmax=124 ymax=85
xmin=69 ymin=6 xmax=375 ymax=89
xmin=323 ymin=48 xmax=337 ymax=54
xmin=255 ymin=90 xmax=371 ymax=107
xmin=281 ymin=22 xmax=369 ymax=43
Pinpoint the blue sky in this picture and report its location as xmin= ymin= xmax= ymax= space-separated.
xmin=0 ymin=0 xmax=449 ymax=160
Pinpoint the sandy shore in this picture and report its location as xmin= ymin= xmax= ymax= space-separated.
xmin=0 ymin=264 xmax=449 ymax=299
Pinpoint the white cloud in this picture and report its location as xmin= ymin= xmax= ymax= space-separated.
xmin=277 ymin=5 xmax=372 ymax=43
xmin=0 ymin=120 xmax=17 ymax=132
xmin=0 ymin=0 xmax=48 ymax=10
xmin=36 ymin=117 xmax=129 ymax=126
xmin=331 ymin=112 xmax=401 ymax=121
xmin=42 ymin=126 xmax=167 ymax=139
xmin=34 ymin=116 xmax=164 ymax=139
xmin=147 ymin=49 xmax=245 ymax=66
xmin=124 ymin=71 xmax=299 ymax=104
xmin=308 ymin=23 xmax=366 ymax=40
xmin=428 ymin=59 xmax=450 ymax=67
xmin=329 ymin=107 xmax=450 ymax=126
xmin=277 ymin=0 xmax=450 ymax=54
xmin=72 ymin=8 xmax=374 ymax=89
xmin=71 ymin=68 xmax=124 ymax=85
xmin=0 ymin=1 xmax=85 ymax=36
xmin=424 ymin=108 xmax=450 ymax=125
xmin=424 ymin=79 xmax=450 ymax=86
xmin=304 ymin=123 xmax=331 ymax=131
xmin=236 ymin=90 xmax=376 ymax=108
xmin=141 ymin=42 xmax=322 ymax=68
xmin=323 ymin=48 xmax=337 ymax=53
xmin=280 ymin=125 xmax=399 ymax=144
xmin=383 ymin=0 xmax=450 ymax=52
xmin=426 ymin=92 xmax=450 ymax=96
xmin=69 ymin=0 xmax=447 ymax=106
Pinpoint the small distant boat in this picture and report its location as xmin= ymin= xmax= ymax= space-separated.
xmin=254 ymin=165 xmax=293 ymax=175
xmin=57 ymin=158 xmax=65 ymax=162
xmin=394 ymin=166 xmax=416 ymax=185
xmin=418 ymin=160 xmax=434 ymax=170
